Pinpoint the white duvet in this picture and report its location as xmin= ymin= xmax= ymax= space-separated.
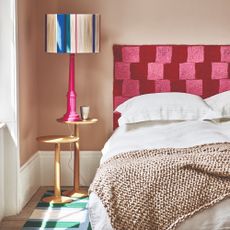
xmin=89 ymin=120 xmax=230 ymax=230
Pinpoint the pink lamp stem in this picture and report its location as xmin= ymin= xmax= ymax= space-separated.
xmin=60 ymin=54 xmax=81 ymax=121
xmin=68 ymin=54 xmax=77 ymax=112
xmin=69 ymin=54 xmax=75 ymax=91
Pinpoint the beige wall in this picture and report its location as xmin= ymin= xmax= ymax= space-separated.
xmin=18 ymin=0 xmax=39 ymax=165
xmin=19 ymin=0 xmax=230 ymax=164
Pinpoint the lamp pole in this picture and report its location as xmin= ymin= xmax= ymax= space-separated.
xmin=60 ymin=54 xmax=81 ymax=122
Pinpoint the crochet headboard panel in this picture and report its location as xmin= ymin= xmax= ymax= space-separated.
xmin=113 ymin=45 xmax=230 ymax=129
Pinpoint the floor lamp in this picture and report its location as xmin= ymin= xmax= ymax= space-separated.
xmin=45 ymin=14 xmax=100 ymax=121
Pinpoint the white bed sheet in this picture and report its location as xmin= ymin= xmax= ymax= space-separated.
xmin=89 ymin=120 xmax=230 ymax=230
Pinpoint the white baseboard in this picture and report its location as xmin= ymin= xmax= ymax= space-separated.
xmin=19 ymin=153 xmax=40 ymax=210
xmin=19 ymin=150 xmax=102 ymax=209
xmin=40 ymin=150 xmax=102 ymax=186
xmin=0 ymin=127 xmax=5 ymax=221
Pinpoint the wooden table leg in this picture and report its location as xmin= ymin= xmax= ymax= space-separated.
xmin=54 ymin=143 xmax=61 ymax=197
xmin=42 ymin=143 xmax=73 ymax=203
xmin=63 ymin=125 xmax=88 ymax=198
xmin=74 ymin=139 xmax=80 ymax=191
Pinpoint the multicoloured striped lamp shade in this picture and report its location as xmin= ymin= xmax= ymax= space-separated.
xmin=45 ymin=14 xmax=100 ymax=54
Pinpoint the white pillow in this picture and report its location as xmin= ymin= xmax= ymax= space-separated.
xmin=115 ymin=93 xmax=220 ymax=126
xmin=205 ymin=91 xmax=230 ymax=118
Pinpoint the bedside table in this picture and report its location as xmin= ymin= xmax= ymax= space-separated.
xmin=57 ymin=118 xmax=98 ymax=198
xmin=37 ymin=135 xmax=79 ymax=203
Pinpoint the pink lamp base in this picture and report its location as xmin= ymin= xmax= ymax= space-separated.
xmin=59 ymin=112 xmax=81 ymax=122
xmin=58 ymin=54 xmax=82 ymax=122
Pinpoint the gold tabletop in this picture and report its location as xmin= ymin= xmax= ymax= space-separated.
xmin=57 ymin=118 xmax=98 ymax=125
xmin=37 ymin=135 xmax=79 ymax=144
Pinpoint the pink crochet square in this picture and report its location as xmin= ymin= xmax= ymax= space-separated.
xmin=219 ymin=79 xmax=230 ymax=92
xmin=115 ymin=62 xmax=130 ymax=79
xmin=211 ymin=63 xmax=228 ymax=79
xmin=114 ymin=96 xmax=128 ymax=109
xmin=147 ymin=63 xmax=164 ymax=80
xmin=122 ymin=80 xmax=140 ymax=97
xmin=156 ymin=46 xmax=172 ymax=63
xmin=186 ymin=80 xmax=203 ymax=96
xmin=187 ymin=46 xmax=204 ymax=63
xmin=179 ymin=63 xmax=195 ymax=80
xmin=155 ymin=80 xmax=171 ymax=92
xmin=221 ymin=46 xmax=230 ymax=62
xmin=122 ymin=47 xmax=140 ymax=63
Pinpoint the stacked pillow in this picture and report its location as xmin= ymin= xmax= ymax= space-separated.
xmin=115 ymin=92 xmax=224 ymax=126
xmin=205 ymin=91 xmax=230 ymax=119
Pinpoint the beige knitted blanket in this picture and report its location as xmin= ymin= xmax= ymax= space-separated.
xmin=89 ymin=143 xmax=230 ymax=230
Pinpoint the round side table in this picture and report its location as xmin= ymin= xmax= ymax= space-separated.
xmin=37 ymin=135 xmax=79 ymax=204
xmin=57 ymin=118 xmax=98 ymax=198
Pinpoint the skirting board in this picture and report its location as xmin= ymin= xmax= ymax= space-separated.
xmin=40 ymin=150 xmax=102 ymax=186
xmin=19 ymin=153 xmax=40 ymax=210
xmin=0 ymin=126 xmax=5 ymax=221
xmin=19 ymin=150 xmax=102 ymax=209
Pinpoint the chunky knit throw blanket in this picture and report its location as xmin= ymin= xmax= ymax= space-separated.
xmin=89 ymin=143 xmax=230 ymax=230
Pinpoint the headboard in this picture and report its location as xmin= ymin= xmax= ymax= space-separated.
xmin=113 ymin=45 xmax=230 ymax=129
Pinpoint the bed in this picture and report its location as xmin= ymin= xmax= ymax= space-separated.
xmin=89 ymin=45 xmax=230 ymax=230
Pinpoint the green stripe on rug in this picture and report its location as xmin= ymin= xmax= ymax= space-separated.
xmin=22 ymin=190 xmax=91 ymax=230
xmin=87 ymin=223 xmax=92 ymax=230
xmin=37 ymin=201 xmax=88 ymax=209
xmin=24 ymin=221 xmax=80 ymax=228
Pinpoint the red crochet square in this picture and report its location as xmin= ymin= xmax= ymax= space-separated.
xmin=172 ymin=46 xmax=187 ymax=63
xmin=139 ymin=80 xmax=155 ymax=94
xmin=202 ymin=80 xmax=219 ymax=98
xmin=140 ymin=45 xmax=156 ymax=62
xmin=122 ymin=79 xmax=140 ymax=97
xmin=131 ymin=63 xmax=148 ymax=80
xmin=113 ymin=45 xmax=122 ymax=62
xmin=113 ymin=112 xmax=121 ymax=129
xmin=164 ymin=63 xmax=179 ymax=80
xmin=204 ymin=46 xmax=221 ymax=62
xmin=113 ymin=80 xmax=123 ymax=96
xmin=171 ymin=80 xmax=186 ymax=92
xmin=195 ymin=63 xmax=212 ymax=79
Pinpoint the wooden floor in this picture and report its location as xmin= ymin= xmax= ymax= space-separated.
xmin=0 ymin=187 xmax=52 ymax=230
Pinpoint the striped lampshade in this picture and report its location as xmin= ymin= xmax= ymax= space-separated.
xmin=45 ymin=14 xmax=100 ymax=54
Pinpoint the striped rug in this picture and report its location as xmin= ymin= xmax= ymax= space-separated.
xmin=23 ymin=190 xmax=91 ymax=230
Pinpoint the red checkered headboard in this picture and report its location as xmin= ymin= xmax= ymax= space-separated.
xmin=113 ymin=45 xmax=230 ymax=129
